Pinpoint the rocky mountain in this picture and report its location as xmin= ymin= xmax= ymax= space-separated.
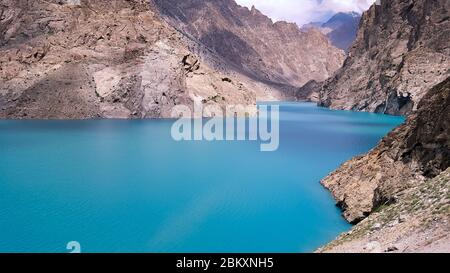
xmin=152 ymin=0 xmax=345 ymax=94
xmin=0 ymin=0 xmax=262 ymax=119
xmin=320 ymin=167 xmax=450 ymax=253
xmin=322 ymin=12 xmax=360 ymax=30
xmin=322 ymin=77 xmax=450 ymax=224
xmin=321 ymin=12 xmax=361 ymax=52
xmin=320 ymin=77 xmax=450 ymax=252
xmin=316 ymin=0 xmax=450 ymax=252
xmin=319 ymin=0 xmax=450 ymax=115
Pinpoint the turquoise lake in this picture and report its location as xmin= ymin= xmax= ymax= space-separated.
xmin=0 ymin=103 xmax=404 ymax=253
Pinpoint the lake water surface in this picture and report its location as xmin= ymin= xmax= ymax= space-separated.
xmin=0 ymin=103 xmax=404 ymax=253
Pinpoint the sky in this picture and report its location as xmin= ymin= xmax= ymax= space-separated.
xmin=235 ymin=0 xmax=376 ymax=26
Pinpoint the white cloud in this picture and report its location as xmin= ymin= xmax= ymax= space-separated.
xmin=235 ymin=0 xmax=376 ymax=26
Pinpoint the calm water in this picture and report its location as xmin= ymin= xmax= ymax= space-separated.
xmin=0 ymin=103 xmax=404 ymax=253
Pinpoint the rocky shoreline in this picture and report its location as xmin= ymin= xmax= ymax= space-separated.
xmin=317 ymin=78 xmax=450 ymax=252
xmin=315 ymin=0 xmax=450 ymax=252
xmin=319 ymin=168 xmax=450 ymax=253
xmin=321 ymin=78 xmax=450 ymax=224
xmin=0 ymin=0 xmax=448 ymax=253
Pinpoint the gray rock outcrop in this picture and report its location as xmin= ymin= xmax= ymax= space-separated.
xmin=319 ymin=0 xmax=450 ymax=115
xmin=322 ymin=76 xmax=450 ymax=224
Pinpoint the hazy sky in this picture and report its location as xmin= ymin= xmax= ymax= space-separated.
xmin=235 ymin=0 xmax=376 ymax=26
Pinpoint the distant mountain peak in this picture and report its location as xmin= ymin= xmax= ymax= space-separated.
xmin=347 ymin=11 xmax=361 ymax=17
xmin=304 ymin=11 xmax=362 ymax=52
xmin=323 ymin=12 xmax=361 ymax=27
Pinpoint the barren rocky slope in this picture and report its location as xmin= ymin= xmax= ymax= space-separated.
xmin=320 ymin=167 xmax=449 ymax=253
xmin=317 ymin=0 xmax=450 ymax=253
xmin=319 ymin=0 xmax=450 ymax=115
xmin=153 ymin=0 xmax=345 ymax=97
xmin=1 ymin=0 xmax=307 ymax=119
xmin=320 ymin=76 xmax=450 ymax=252
xmin=322 ymin=77 xmax=450 ymax=224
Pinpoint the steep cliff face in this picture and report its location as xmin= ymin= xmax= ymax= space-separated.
xmin=319 ymin=0 xmax=450 ymax=115
xmin=152 ymin=0 xmax=345 ymax=97
xmin=0 ymin=0 xmax=262 ymax=119
xmin=322 ymin=77 xmax=450 ymax=224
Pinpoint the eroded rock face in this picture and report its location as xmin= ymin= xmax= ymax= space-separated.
xmin=319 ymin=168 xmax=450 ymax=253
xmin=321 ymin=77 xmax=450 ymax=223
xmin=0 ymin=0 xmax=259 ymax=119
xmin=319 ymin=0 xmax=450 ymax=115
xmin=152 ymin=0 xmax=345 ymax=97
